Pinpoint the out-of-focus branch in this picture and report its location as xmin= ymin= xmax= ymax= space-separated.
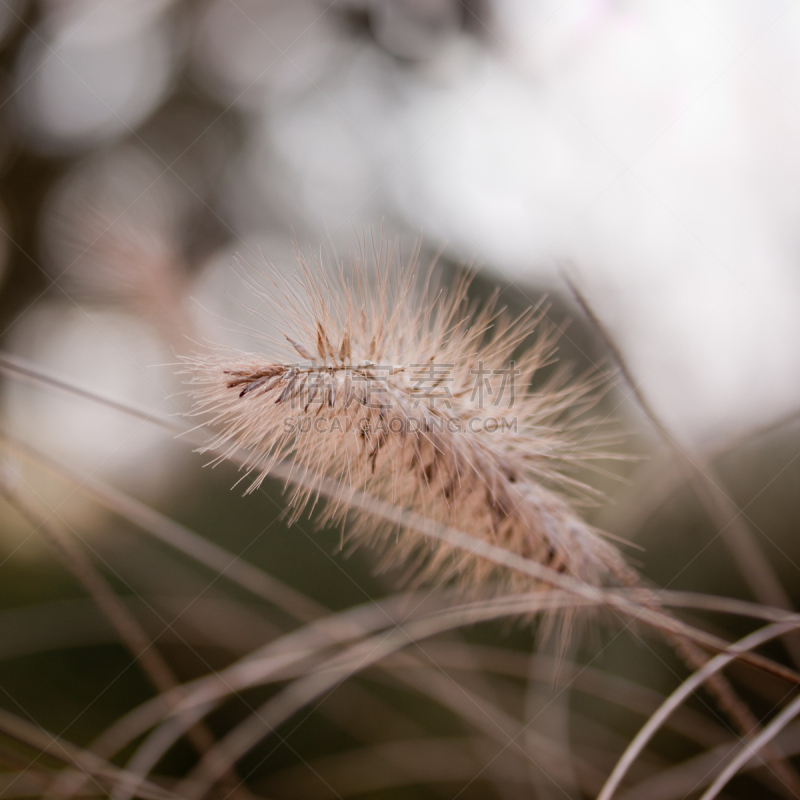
xmin=0 ymin=473 xmax=255 ymax=800
xmin=565 ymin=275 xmax=800 ymax=669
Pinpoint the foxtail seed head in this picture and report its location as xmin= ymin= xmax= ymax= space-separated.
xmin=182 ymin=244 xmax=631 ymax=595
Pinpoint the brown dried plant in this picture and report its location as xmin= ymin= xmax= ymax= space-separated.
xmin=181 ymin=240 xmax=634 ymax=599
xmin=1 ymin=239 xmax=799 ymax=799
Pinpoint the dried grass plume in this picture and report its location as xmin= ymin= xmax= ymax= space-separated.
xmin=182 ymin=240 xmax=633 ymax=597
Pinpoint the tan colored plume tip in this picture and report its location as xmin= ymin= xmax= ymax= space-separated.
xmin=181 ymin=240 xmax=631 ymax=597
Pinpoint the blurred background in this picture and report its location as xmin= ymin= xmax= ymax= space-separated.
xmin=0 ymin=1 xmax=799 ymax=798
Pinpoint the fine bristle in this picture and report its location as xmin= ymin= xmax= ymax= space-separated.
xmin=181 ymin=242 xmax=632 ymax=597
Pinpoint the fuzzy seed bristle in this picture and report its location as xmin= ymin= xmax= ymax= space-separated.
xmin=182 ymin=243 xmax=632 ymax=597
